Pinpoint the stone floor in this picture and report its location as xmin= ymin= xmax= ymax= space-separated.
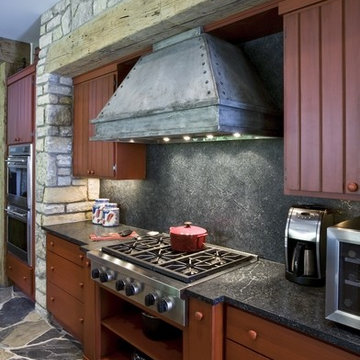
xmin=0 ymin=286 xmax=83 ymax=360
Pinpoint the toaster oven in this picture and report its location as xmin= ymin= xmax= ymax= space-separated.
xmin=326 ymin=217 xmax=360 ymax=330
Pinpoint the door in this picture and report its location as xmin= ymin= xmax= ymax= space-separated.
xmin=282 ymin=0 xmax=360 ymax=199
xmin=73 ymin=69 xmax=117 ymax=178
xmin=7 ymin=66 xmax=35 ymax=144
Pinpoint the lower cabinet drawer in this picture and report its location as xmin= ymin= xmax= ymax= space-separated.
xmin=47 ymin=282 xmax=84 ymax=341
xmin=6 ymin=252 xmax=33 ymax=298
xmin=226 ymin=339 xmax=270 ymax=360
xmin=47 ymin=251 xmax=84 ymax=302
xmin=226 ymin=306 xmax=359 ymax=360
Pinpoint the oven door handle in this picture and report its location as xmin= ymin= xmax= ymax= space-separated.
xmin=5 ymin=160 xmax=28 ymax=169
xmin=4 ymin=208 xmax=28 ymax=219
xmin=5 ymin=159 xmax=27 ymax=163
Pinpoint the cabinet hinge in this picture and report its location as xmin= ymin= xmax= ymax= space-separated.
xmin=112 ymin=164 xmax=117 ymax=173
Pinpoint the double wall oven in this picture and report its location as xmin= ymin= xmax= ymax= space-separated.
xmin=5 ymin=144 xmax=33 ymax=266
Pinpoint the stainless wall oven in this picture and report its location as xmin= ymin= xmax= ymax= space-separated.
xmin=5 ymin=144 xmax=33 ymax=266
xmin=5 ymin=204 xmax=32 ymax=265
xmin=6 ymin=144 xmax=32 ymax=209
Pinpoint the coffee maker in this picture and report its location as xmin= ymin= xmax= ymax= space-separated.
xmin=285 ymin=206 xmax=334 ymax=286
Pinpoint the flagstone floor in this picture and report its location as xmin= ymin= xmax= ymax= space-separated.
xmin=0 ymin=286 xmax=83 ymax=360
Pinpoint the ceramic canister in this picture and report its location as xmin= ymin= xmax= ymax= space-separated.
xmin=102 ymin=206 xmax=120 ymax=227
xmin=92 ymin=198 xmax=109 ymax=225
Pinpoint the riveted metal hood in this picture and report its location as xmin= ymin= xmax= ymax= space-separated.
xmin=91 ymin=28 xmax=282 ymax=143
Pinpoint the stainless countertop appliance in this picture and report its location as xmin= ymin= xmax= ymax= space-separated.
xmin=326 ymin=217 xmax=360 ymax=330
xmin=87 ymin=233 xmax=258 ymax=326
xmin=285 ymin=206 xmax=334 ymax=286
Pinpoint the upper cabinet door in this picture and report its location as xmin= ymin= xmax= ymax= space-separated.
xmin=282 ymin=0 xmax=360 ymax=200
xmin=73 ymin=70 xmax=116 ymax=178
xmin=73 ymin=63 xmax=146 ymax=179
xmin=7 ymin=65 xmax=35 ymax=145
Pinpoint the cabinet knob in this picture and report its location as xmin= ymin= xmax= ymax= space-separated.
xmin=90 ymin=170 xmax=95 ymax=175
xmin=248 ymin=329 xmax=257 ymax=341
xmin=23 ymin=276 xmax=27 ymax=281
xmin=85 ymin=260 xmax=91 ymax=267
xmin=79 ymin=318 xmax=84 ymax=323
xmin=8 ymin=265 xmax=12 ymax=270
xmin=194 ymin=311 xmax=204 ymax=321
xmin=347 ymin=182 xmax=359 ymax=192
xmin=50 ymin=241 xmax=54 ymax=247
xmin=79 ymin=254 xmax=84 ymax=260
xmin=50 ymin=297 xmax=55 ymax=302
xmin=79 ymin=282 xmax=84 ymax=288
xmin=87 ymin=170 xmax=91 ymax=175
xmin=50 ymin=266 xmax=55 ymax=271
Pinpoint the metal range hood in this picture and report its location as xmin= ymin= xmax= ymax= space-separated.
xmin=91 ymin=28 xmax=282 ymax=144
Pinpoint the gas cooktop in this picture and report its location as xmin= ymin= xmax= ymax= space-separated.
xmin=101 ymin=233 xmax=256 ymax=283
xmin=88 ymin=232 xmax=258 ymax=326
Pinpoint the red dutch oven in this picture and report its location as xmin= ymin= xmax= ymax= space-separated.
xmin=169 ymin=222 xmax=208 ymax=252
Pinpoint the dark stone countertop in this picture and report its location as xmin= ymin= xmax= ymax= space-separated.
xmin=42 ymin=221 xmax=360 ymax=356
xmin=43 ymin=220 xmax=149 ymax=251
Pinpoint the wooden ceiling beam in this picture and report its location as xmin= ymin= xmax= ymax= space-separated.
xmin=0 ymin=37 xmax=30 ymax=65
xmin=45 ymin=0 xmax=275 ymax=77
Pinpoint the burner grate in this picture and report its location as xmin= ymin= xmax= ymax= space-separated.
xmin=101 ymin=235 xmax=255 ymax=283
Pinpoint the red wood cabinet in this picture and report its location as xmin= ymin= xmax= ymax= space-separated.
xmin=6 ymin=252 xmax=34 ymax=299
xmin=281 ymin=0 xmax=360 ymax=200
xmin=7 ymin=64 xmax=35 ymax=144
xmin=46 ymin=233 xmax=96 ymax=360
xmin=183 ymin=298 xmax=224 ymax=360
xmin=73 ymin=63 xmax=146 ymax=179
xmin=225 ymin=305 xmax=359 ymax=360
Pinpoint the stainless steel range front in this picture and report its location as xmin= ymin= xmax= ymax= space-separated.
xmin=87 ymin=233 xmax=258 ymax=326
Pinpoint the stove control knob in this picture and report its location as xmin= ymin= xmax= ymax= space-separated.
xmin=99 ymin=271 xmax=114 ymax=283
xmin=125 ymin=281 xmax=142 ymax=296
xmin=115 ymin=279 xmax=126 ymax=291
xmin=157 ymin=297 xmax=174 ymax=313
xmin=91 ymin=269 xmax=100 ymax=279
xmin=144 ymin=292 xmax=158 ymax=306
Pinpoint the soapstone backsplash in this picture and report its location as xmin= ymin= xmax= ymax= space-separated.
xmin=101 ymin=139 xmax=360 ymax=263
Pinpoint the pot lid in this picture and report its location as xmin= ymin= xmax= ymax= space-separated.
xmin=170 ymin=222 xmax=207 ymax=236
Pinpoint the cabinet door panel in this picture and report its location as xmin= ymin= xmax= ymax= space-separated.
xmin=47 ymin=282 xmax=84 ymax=341
xmin=345 ymin=0 xmax=360 ymax=195
xmin=7 ymin=71 xmax=34 ymax=144
xmin=73 ymin=81 xmax=90 ymax=176
xmin=47 ymin=251 xmax=84 ymax=302
xmin=6 ymin=252 xmax=33 ymax=299
xmin=47 ymin=234 xmax=85 ymax=267
xmin=299 ymin=6 xmax=321 ymax=192
xmin=226 ymin=306 xmax=359 ymax=360
xmin=88 ymin=73 xmax=116 ymax=178
xmin=226 ymin=339 xmax=270 ymax=360
xmin=284 ymin=12 xmax=300 ymax=190
xmin=321 ymin=0 xmax=344 ymax=193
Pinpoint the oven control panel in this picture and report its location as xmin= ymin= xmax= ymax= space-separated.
xmin=89 ymin=258 xmax=186 ymax=326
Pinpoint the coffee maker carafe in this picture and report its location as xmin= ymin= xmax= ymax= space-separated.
xmin=285 ymin=206 xmax=334 ymax=286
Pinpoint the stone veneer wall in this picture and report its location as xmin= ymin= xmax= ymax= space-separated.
xmin=35 ymin=0 xmax=124 ymax=310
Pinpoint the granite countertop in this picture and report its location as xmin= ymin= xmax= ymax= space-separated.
xmin=43 ymin=220 xmax=149 ymax=251
xmin=43 ymin=221 xmax=360 ymax=355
